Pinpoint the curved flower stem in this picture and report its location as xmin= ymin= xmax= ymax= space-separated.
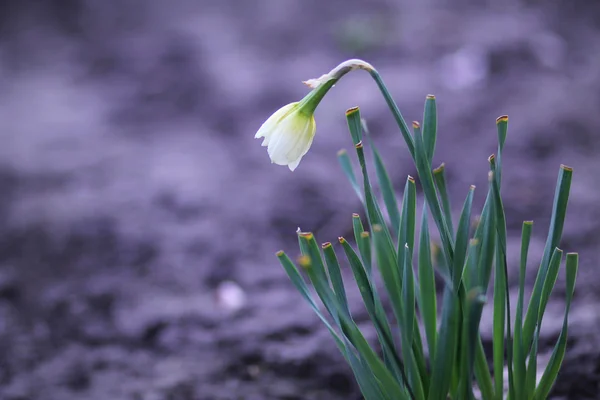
xmin=304 ymin=59 xmax=416 ymax=161
xmin=368 ymin=70 xmax=416 ymax=161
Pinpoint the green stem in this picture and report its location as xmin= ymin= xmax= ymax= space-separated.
xmin=368 ymin=70 xmax=416 ymax=160
xmin=298 ymin=79 xmax=338 ymax=115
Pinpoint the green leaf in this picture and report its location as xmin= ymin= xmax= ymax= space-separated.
xmin=353 ymin=137 xmax=417 ymax=396
xmin=346 ymin=348 xmax=390 ymax=400
xmin=338 ymin=237 xmax=377 ymax=318
xmin=474 ymin=338 xmax=495 ymax=400
xmin=457 ymin=238 xmax=483 ymax=400
xmin=489 ymin=170 xmax=506 ymax=400
xmin=538 ymin=248 xmax=564 ymax=327
xmin=276 ymin=251 xmax=324 ymax=316
xmin=336 ymin=296 xmax=410 ymax=399
xmin=398 ymin=176 xmax=417 ymax=281
xmin=523 ymin=165 xmax=573 ymax=353
xmin=397 ymin=175 xmax=427 ymax=397
xmin=338 ymin=149 xmax=364 ymax=204
xmin=279 ymin=251 xmax=383 ymax=400
xmin=354 ymin=141 xmax=403 ymax=327
xmin=459 ymin=286 xmax=486 ymax=400
xmin=413 ymin=121 xmax=454 ymax=277
xmin=338 ymin=237 xmax=409 ymax=390
xmin=534 ymin=253 xmax=578 ymax=400
xmin=472 ymin=174 xmax=496 ymax=400
xmin=524 ymin=247 xmax=563 ymax=394
xmin=474 ymin=175 xmax=496 ymax=295
xmin=367 ymin=70 xmax=415 ymax=160
xmin=452 ymin=185 xmax=475 ymax=292
xmin=525 ymin=331 xmax=539 ymax=398
xmin=346 ymin=107 xmax=363 ymax=145
xmin=277 ymin=250 xmax=365 ymax=390
xmin=322 ymin=242 xmax=350 ymax=315
xmin=433 ymin=164 xmax=455 ymax=236
xmin=492 ymin=250 xmax=506 ymax=400
xmin=401 ymin=243 xmax=425 ymax=400
xmin=298 ymin=237 xmax=409 ymax=399
xmin=360 ymin=231 xmax=373 ymax=276
xmin=417 ymin=204 xmax=437 ymax=362
xmin=372 ymin=224 xmax=403 ymax=329
xmin=355 ymin=141 xmax=395 ymax=252
xmin=362 ymin=118 xmax=401 ymax=237
xmin=352 ymin=213 xmax=372 ymax=273
xmin=422 ymin=95 xmax=437 ymax=165
xmin=297 ymin=233 xmax=339 ymax=321
xmin=495 ymin=115 xmax=508 ymax=186
xmin=490 ymin=159 xmax=515 ymax=400
xmin=297 ymin=231 xmax=329 ymax=286
xmin=428 ymin=287 xmax=460 ymax=400
xmin=513 ymin=221 xmax=533 ymax=398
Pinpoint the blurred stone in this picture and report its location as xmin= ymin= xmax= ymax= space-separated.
xmin=215 ymin=280 xmax=246 ymax=313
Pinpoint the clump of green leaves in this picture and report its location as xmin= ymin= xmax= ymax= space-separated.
xmin=276 ymin=66 xmax=577 ymax=400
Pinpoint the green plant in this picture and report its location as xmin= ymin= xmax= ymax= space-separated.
xmin=259 ymin=59 xmax=577 ymax=400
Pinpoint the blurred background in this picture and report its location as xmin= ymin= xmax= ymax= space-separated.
xmin=0 ymin=0 xmax=599 ymax=399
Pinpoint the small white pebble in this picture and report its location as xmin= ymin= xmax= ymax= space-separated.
xmin=215 ymin=280 xmax=247 ymax=312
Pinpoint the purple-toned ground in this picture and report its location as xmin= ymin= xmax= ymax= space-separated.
xmin=0 ymin=1 xmax=599 ymax=399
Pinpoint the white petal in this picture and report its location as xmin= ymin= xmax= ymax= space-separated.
xmin=284 ymin=117 xmax=315 ymax=162
xmin=267 ymin=112 xmax=315 ymax=166
xmin=254 ymin=103 xmax=297 ymax=139
xmin=288 ymin=157 xmax=301 ymax=171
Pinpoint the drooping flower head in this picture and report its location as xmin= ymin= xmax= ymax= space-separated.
xmin=255 ymin=59 xmax=374 ymax=171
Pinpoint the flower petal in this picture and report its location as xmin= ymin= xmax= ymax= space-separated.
xmin=254 ymin=103 xmax=297 ymax=139
xmin=267 ymin=112 xmax=315 ymax=167
xmin=288 ymin=157 xmax=301 ymax=171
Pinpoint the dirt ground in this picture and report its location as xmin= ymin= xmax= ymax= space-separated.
xmin=0 ymin=1 xmax=599 ymax=399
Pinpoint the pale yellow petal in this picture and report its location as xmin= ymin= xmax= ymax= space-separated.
xmin=267 ymin=112 xmax=315 ymax=166
xmin=254 ymin=103 xmax=297 ymax=139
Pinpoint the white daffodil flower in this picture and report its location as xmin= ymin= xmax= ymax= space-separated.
xmin=255 ymin=59 xmax=375 ymax=171
xmin=254 ymin=102 xmax=317 ymax=171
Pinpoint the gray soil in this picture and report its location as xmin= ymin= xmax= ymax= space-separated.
xmin=0 ymin=1 xmax=599 ymax=399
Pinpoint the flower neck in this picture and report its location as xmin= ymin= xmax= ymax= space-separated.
xmin=297 ymin=78 xmax=338 ymax=115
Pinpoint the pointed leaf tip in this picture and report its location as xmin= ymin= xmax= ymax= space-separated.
xmin=298 ymin=232 xmax=314 ymax=239
xmin=561 ymin=164 xmax=573 ymax=172
xmin=345 ymin=106 xmax=360 ymax=115
xmin=433 ymin=163 xmax=445 ymax=174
